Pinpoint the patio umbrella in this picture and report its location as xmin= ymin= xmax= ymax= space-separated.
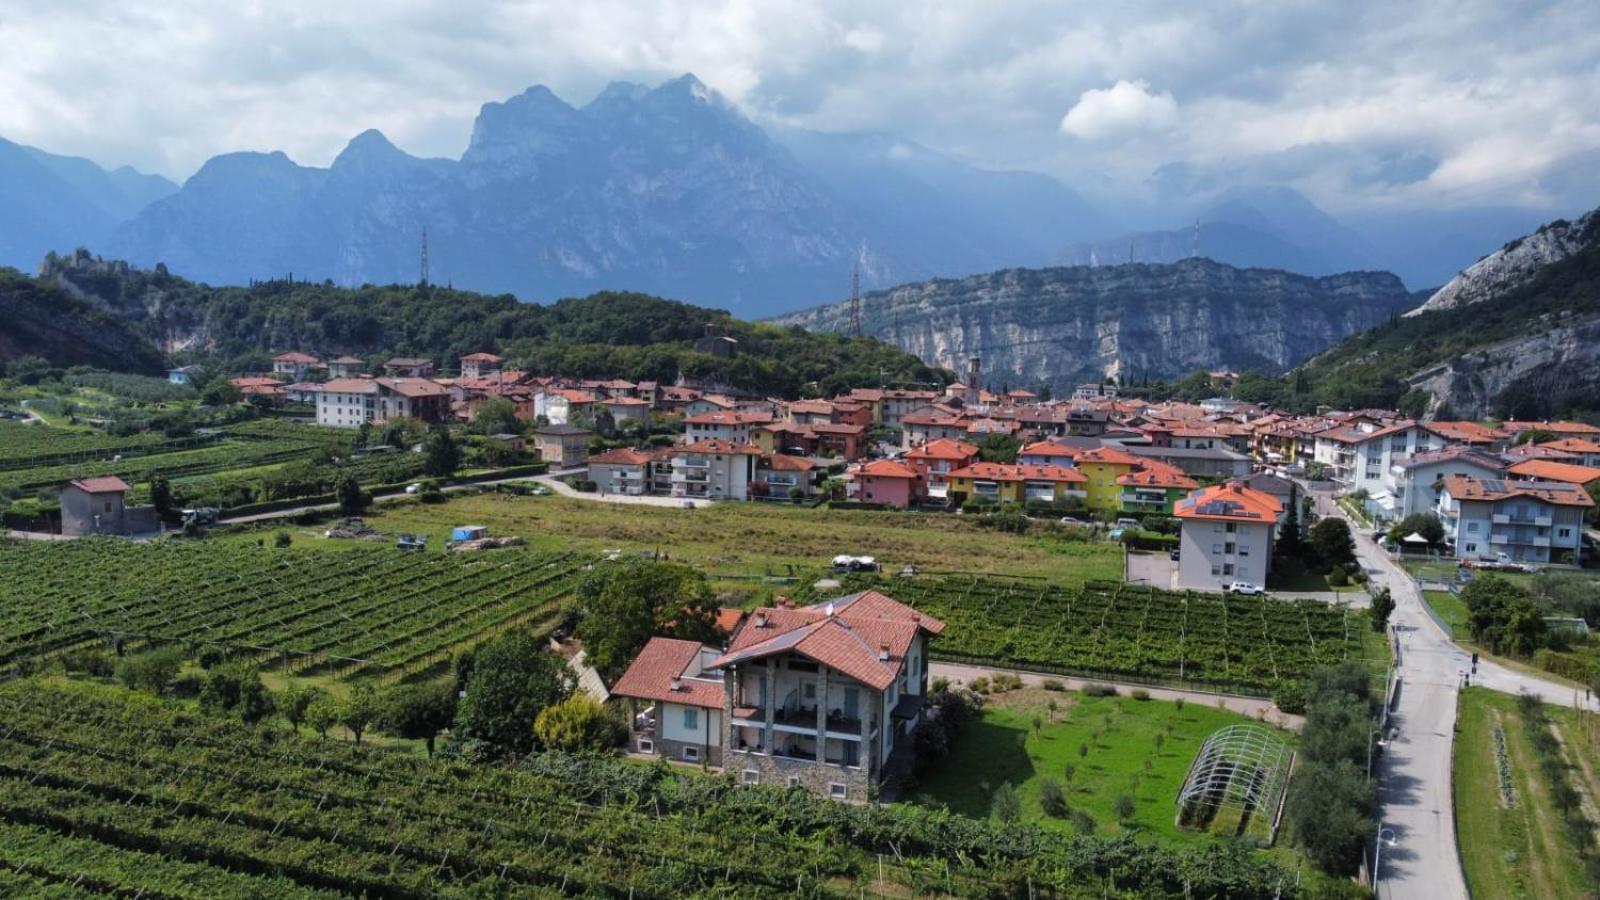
xmin=1402 ymin=532 xmax=1430 ymax=544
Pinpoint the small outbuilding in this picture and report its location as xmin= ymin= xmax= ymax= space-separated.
xmin=60 ymin=477 xmax=131 ymax=536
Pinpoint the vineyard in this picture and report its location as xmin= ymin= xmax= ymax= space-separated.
xmin=849 ymin=575 xmax=1368 ymax=695
xmin=0 ymin=679 xmax=1297 ymax=898
xmin=0 ymin=421 xmax=198 ymax=472
xmin=0 ymin=540 xmax=588 ymax=681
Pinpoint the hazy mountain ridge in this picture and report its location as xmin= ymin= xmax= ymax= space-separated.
xmin=772 ymin=258 xmax=1417 ymax=391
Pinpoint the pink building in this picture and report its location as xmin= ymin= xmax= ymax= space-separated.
xmin=855 ymin=459 xmax=923 ymax=508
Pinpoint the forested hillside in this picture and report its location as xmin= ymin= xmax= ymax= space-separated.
xmin=0 ymin=267 xmax=165 ymax=373
xmin=1296 ymin=209 xmax=1600 ymax=418
xmin=5 ymin=252 xmax=947 ymax=396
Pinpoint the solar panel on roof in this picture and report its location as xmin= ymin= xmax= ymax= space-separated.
xmin=1482 ymin=479 xmax=1506 ymax=493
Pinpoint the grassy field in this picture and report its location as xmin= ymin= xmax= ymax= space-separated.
xmin=293 ymin=492 xmax=1125 ymax=594
xmin=1424 ymin=589 xmax=1472 ymax=634
xmin=1454 ymin=688 xmax=1599 ymax=899
xmin=909 ymin=687 xmax=1292 ymax=844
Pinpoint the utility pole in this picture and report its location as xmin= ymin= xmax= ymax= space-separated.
xmin=419 ymin=227 xmax=430 ymax=287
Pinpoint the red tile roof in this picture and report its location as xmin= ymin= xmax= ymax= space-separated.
xmin=679 ymin=440 xmax=764 ymax=456
xmin=715 ymin=608 xmax=746 ymax=634
xmin=272 ymin=352 xmax=319 ymax=364
xmin=947 ymin=462 xmax=1087 ymax=483
xmin=858 ymin=459 xmax=920 ymax=479
xmin=377 ymin=377 xmax=450 ymax=398
xmin=904 ymin=438 xmax=980 ymax=461
xmin=1442 ymin=475 xmax=1595 ymax=507
xmin=1019 ymin=440 xmax=1080 ymax=460
xmin=711 ymin=590 xmax=943 ymax=692
xmin=588 ymin=448 xmax=656 ymax=466
xmin=70 ymin=476 xmax=130 ymax=494
xmin=763 ymin=453 xmax=816 ymax=472
xmin=315 ymin=377 xmax=378 ymax=393
xmin=460 ymin=352 xmax=504 ymax=362
xmin=1173 ymin=482 xmax=1282 ymax=523
xmin=684 ymin=411 xmax=775 ymax=425
xmin=1539 ymin=437 xmax=1600 ymax=454
xmin=1075 ymin=447 xmax=1141 ymax=466
xmin=1118 ymin=461 xmax=1199 ymax=489
xmin=610 ymin=638 xmax=725 ymax=709
xmin=1506 ymin=460 xmax=1600 ymax=486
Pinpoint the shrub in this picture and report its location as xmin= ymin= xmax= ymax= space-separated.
xmin=1038 ymin=777 xmax=1069 ymax=817
xmin=930 ymin=675 xmax=950 ymax=694
xmin=273 ymin=530 xmax=293 ymax=548
xmin=1082 ymin=683 xmax=1117 ymax=697
xmin=1273 ymin=681 xmax=1310 ymax=715
xmin=533 ymin=693 xmax=626 ymax=753
xmin=1326 ymin=567 xmax=1349 ymax=587
xmin=1042 ymin=678 xmax=1066 ymax=691
xmin=115 ymin=647 xmax=183 ymax=695
xmin=991 ymin=782 xmax=1021 ymax=823
xmin=61 ymin=649 xmax=115 ymax=677
xmin=1130 ymin=688 xmax=1151 ymax=701
xmin=1070 ymin=809 xmax=1097 ymax=834
xmin=970 ymin=676 xmax=990 ymax=694
xmin=1113 ymin=793 xmax=1136 ymax=821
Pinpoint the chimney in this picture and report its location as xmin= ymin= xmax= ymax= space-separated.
xmin=669 ymin=676 xmax=683 ymax=692
xmin=754 ymin=612 xmax=768 ymax=628
xmin=878 ymin=643 xmax=891 ymax=661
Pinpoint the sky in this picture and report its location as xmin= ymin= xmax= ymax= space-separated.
xmin=2 ymin=0 xmax=1597 ymax=215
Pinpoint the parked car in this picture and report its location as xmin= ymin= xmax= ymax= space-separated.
xmin=180 ymin=507 xmax=219 ymax=525
xmin=1169 ymin=548 xmax=1181 ymax=561
xmin=1115 ymin=518 xmax=1142 ymax=530
xmin=405 ymin=483 xmax=424 ymax=495
xmin=1226 ymin=582 xmax=1264 ymax=595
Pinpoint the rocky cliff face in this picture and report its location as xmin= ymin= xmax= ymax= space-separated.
xmin=1405 ymin=319 xmax=1600 ymax=420
xmin=1407 ymin=208 xmax=1598 ymax=316
xmin=773 ymin=258 xmax=1417 ymax=390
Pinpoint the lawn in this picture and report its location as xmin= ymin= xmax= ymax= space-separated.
xmin=1454 ymin=688 xmax=1597 ymax=900
xmin=1423 ymin=589 xmax=1471 ymax=635
xmin=909 ymin=687 xmax=1293 ymax=844
xmin=284 ymin=492 xmax=1125 ymax=592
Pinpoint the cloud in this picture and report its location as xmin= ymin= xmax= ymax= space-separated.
xmin=1059 ymin=79 xmax=1177 ymax=140
xmin=0 ymin=0 xmax=1593 ymax=214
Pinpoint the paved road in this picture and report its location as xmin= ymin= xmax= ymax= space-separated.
xmin=1304 ymin=483 xmax=1595 ymax=899
xmin=930 ymin=661 xmax=1304 ymax=731
xmin=532 ymin=472 xmax=711 ymax=508
xmin=218 ymin=474 xmax=546 ymax=525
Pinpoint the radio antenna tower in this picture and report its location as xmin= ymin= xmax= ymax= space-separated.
xmin=849 ymin=259 xmax=862 ymax=336
xmin=1191 ymin=220 xmax=1200 ymax=259
xmin=419 ymin=227 xmax=430 ymax=286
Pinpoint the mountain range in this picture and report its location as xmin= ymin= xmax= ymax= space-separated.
xmin=772 ymin=258 xmax=1419 ymax=391
xmin=0 ymin=74 xmax=1572 ymax=315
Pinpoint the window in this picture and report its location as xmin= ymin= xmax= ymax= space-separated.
xmin=742 ymin=769 xmax=760 ymax=784
xmin=1223 ymin=564 xmax=1234 ymax=576
xmin=1465 ymin=543 xmax=1477 ymax=553
xmin=787 ymin=775 xmax=802 ymax=789
xmin=1213 ymin=544 xmax=1222 ymax=554
xmin=1211 ymin=565 xmax=1222 ymax=576
xmin=682 ymin=708 xmax=698 ymax=731
xmin=829 ymin=783 xmax=848 ymax=799
xmin=637 ymin=738 xmax=654 ymax=754
xmin=1238 ymin=545 xmax=1250 ymax=557
xmin=1224 ymin=542 xmax=1235 ymax=554
xmin=1225 ymin=523 xmax=1236 ymax=534
xmin=1560 ymin=527 xmax=1572 ymax=538
xmin=682 ymin=746 xmax=700 ymax=762
xmin=1467 ymin=522 xmax=1479 ymax=533
xmin=804 ymin=682 xmax=816 ymax=700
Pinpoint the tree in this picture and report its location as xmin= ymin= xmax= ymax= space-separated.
xmin=1462 ymin=576 xmax=1546 ymax=656
xmin=115 ymin=647 xmax=182 ymax=695
xmin=1386 ymin=512 xmax=1444 ymax=546
xmin=341 ymin=686 xmax=378 ymax=745
xmin=454 ymin=630 xmax=575 ymax=758
xmin=149 ymin=473 xmax=174 ymax=520
xmin=1513 ymin=428 xmax=1557 ymax=446
xmin=422 ymin=425 xmax=461 ymax=477
xmin=1112 ymin=793 xmax=1136 ymax=821
xmin=335 ymin=473 xmax=367 ymax=515
xmin=1037 ymin=777 xmax=1069 ymax=817
xmin=378 ymin=681 xmax=457 ymax=757
xmin=577 ymin=560 xmax=719 ymax=682
xmin=280 ymin=686 xmax=323 ymax=734
xmin=471 ymin=397 xmax=524 ymax=436
xmin=5 ymin=355 xmax=53 ymax=384
xmin=306 ymin=694 xmax=342 ymax=740
xmin=991 ymin=782 xmax=1021 ymax=823
xmin=1276 ymin=486 xmax=1302 ymax=557
xmin=976 ymin=433 xmax=1021 ymax=464
xmin=1286 ymin=759 xmax=1374 ymax=875
xmin=1308 ymin=517 xmax=1356 ymax=570
xmin=1369 ymin=587 xmax=1396 ymax=633
xmin=533 ymin=692 xmax=626 ymax=752
xmin=200 ymin=377 xmax=241 ymax=406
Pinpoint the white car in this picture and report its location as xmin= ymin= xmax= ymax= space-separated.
xmin=1226 ymin=582 xmax=1265 ymax=595
xmin=405 ymin=483 xmax=423 ymax=494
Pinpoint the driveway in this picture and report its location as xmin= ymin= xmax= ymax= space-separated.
xmin=1301 ymin=480 xmax=1596 ymax=899
xmin=532 ymin=472 xmax=709 ymax=509
xmin=1124 ymin=549 xmax=1176 ymax=589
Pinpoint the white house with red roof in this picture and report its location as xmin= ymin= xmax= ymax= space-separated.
xmin=903 ymin=438 xmax=980 ymax=497
xmin=271 ymin=351 xmax=320 ymax=381
xmin=1174 ymin=482 xmax=1283 ymax=590
xmin=458 ymin=352 xmax=503 ymax=379
xmin=611 ymin=638 xmax=728 ymax=765
xmin=709 ymin=590 xmax=945 ymax=798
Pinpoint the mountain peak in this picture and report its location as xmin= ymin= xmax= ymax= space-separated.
xmin=588 ymin=80 xmax=650 ymax=107
xmin=332 ymin=129 xmax=403 ymax=167
xmin=464 ymin=84 xmax=585 ymax=164
xmin=653 ymin=73 xmax=715 ymax=104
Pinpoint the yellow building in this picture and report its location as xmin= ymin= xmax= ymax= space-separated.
xmin=945 ymin=463 xmax=1086 ymax=505
xmin=1073 ymin=447 xmax=1141 ymax=511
